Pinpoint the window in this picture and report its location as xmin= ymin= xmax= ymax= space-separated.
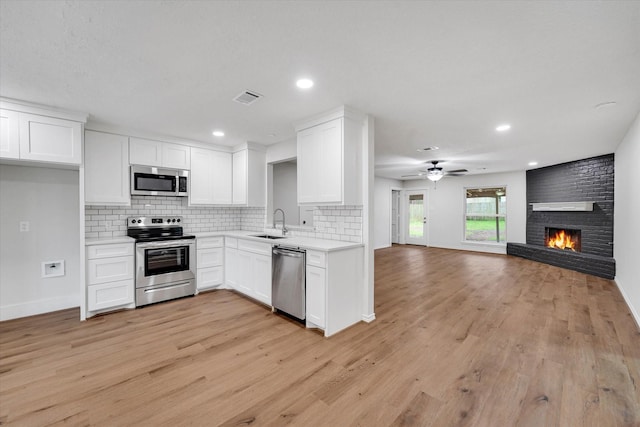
xmin=465 ymin=187 xmax=506 ymax=243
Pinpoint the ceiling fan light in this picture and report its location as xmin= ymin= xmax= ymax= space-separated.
xmin=427 ymin=170 xmax=444 ymax=182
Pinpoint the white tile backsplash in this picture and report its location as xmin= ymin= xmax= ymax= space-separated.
xmin=85 ymin=196 xmax=266 ymax=238
xmin=85 ymin=197 xmax=362 ymax=243
xmin=268 ymin=205 xmax=363 ymax=243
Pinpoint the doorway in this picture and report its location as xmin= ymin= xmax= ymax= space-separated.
xmin=405 ymin=190 xmax=427 ymax=245
xmin=391 ymin=190 xmax=400 ymax=244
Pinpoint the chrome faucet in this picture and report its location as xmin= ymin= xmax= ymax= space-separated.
xmin=273 ymin=208 xmax=288 ymax=235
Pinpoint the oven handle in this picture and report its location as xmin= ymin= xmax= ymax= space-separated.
xmin=136 ymin=240 xmax=194 ymax=249
xmin=144 ymin=282 xmax=192 ymax=293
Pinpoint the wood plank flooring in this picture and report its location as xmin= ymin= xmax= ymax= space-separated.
xmin=1 ymin=245 xmax=639 ymax=426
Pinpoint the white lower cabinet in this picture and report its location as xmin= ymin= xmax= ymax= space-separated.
xmin=306 ymin=264 xmax=326 ymax=328
xmin=196 ymin=236 xmax=224 ymax=291
xmin=252 ymin=253 xmax=272 ymax=305
xmin=305 ymin=247 xmax=363 ymax=337
xmin=86 ymin=241 xmax=135 ymax=316
xmin=87 ymin=280 xmax=134 ymax=311
xmin=225 ymin=237 xmax=272 ymax=306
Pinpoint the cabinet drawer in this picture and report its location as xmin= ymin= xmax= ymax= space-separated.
xmin=197 ymin=266 xmax=224 ymax=290
xmin=198 ymin=236 xmax=224 ymax=249
xmin=225 ymin=237 xmax=238 ymax=249
xmin=87 ymin=279 xmax=134 ymax=311
xmin=87 ymin=256 xmax=134 ymax=285
xmin=306 ymin=250 xmax=326 ymax=268
xmin=238 ymin=239 xmax=271 ymax=256
xmin=87 ymin=243 xmax=134 ymax=260
xmin=197 ymin=247 xmax=223 ymax=268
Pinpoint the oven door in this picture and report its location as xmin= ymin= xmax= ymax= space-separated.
xmin=135 ymin=240 xmax=195 ymax=288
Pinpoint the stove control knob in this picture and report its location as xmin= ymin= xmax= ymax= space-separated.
xmin=172 ymin=219 xmax=176 ymax=223
xmin=177 ymin=219 xmax=181 ymax=223
xmin=137 ymin=219 xmax=142 ymax=223
xmin=131 ymin=219 xmax=136 ymax=224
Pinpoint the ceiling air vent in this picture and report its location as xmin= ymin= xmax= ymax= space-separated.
xmin=233 ymin=90 xmax=262 ymax=105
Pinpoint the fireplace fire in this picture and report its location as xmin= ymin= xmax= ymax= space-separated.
xmin=545 ymin=227 xmax=581 ymax=252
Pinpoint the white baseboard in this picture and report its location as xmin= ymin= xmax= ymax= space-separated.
xmin=362 ymin=313 xmax=376 ymax=323
xmin=0 ymin=295 xmax=79 ymax=321
xmin=615 ymin=278 xmax=640 ymax=330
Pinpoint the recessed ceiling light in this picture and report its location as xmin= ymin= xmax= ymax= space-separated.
xmin=212 ymin=130 xmax=225 ymax=137
xmin=528 ymin=161 xmax=538 ymax=166
xmin=496 ymin=124 xmax=511 ymax=132
xmin=296 ymin=78 xmax=314 ymax=89
xmin=417 ymin=146 xmax=439 ymax=152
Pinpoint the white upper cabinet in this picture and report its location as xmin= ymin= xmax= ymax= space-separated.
xmin=1 ymin=103 xmax=85 ymax=166
xmin=232 ymin=146 xmax=266 ymax=207
xmin=0 ymin=109 xmax=20 ymax=159
xmin=190 ymin=147 xmax=232 ymax=205
xmin=129 ymin=137 xmax=190 ymax=169
xmin=84 ymin=130 xmax=130 ymax=205
xmin=19 ymin=113 xmax=83 ymax=165
xmin=296 ymin=107 xmax=363 ymax=205
xmin=162 ymin=143 xmax=191 ymax=169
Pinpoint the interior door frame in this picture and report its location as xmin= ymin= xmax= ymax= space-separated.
xmin=403 ymin=188 xmax=429 ymax=246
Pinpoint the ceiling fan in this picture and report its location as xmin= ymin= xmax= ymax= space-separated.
xmin=402 ymin=161 xmax=468 ymax=181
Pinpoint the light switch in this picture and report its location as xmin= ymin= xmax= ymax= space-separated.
xmin=19 ymin=221 xmax=29 ymax=232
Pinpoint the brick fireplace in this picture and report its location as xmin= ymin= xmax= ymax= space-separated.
xmin=507 ymin=154 xmax=616 ymax=279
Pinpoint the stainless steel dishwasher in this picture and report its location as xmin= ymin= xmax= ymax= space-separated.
xmin=272 ymin=246 xmax=306 ymax=321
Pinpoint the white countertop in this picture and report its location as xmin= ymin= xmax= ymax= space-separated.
xmin=194 ymin=230 xmax=363 ymax=252
xmin=85 ymin=231 xmax=362 ymax=252
xmin=85 ymin=236 xmax=135 ymax=246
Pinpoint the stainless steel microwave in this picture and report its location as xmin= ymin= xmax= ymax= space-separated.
xmin=131 ymin=165 xmax=188 ymax=197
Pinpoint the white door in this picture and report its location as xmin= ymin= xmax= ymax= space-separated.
xmin=391 ymin=190 xmax=400 ymax=244
xmin=405 ymin=190 xmax=427 ymax=245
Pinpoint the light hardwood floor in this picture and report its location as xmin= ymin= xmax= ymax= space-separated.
xmin=1 ymin=245 xmax=639 ymax=426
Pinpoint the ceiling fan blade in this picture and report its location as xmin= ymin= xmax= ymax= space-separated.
xmin=447 ymin=169 xmax=468 ymax=173
xmin=401 ymin=174 xmax=423 ymax=178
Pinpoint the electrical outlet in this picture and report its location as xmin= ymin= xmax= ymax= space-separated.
xmin=19 ymin=221 xmax=29 ymax=232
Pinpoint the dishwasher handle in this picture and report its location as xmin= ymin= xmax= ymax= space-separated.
xmin=272 ymin=248 xmax=305 ymax=258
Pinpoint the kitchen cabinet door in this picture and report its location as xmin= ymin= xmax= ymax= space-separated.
xmin=297 ymin=118 xmax=342 ymax=204
xmin=190 ymin=148 xmax=232 ymax=205
xmin=232 ymin=149 xmax=247 ymax=205
xmin=235 ymin=250 xmax=253 ymax=296
xmin=0 ymin=109 xmax=20 ymax=159
xmin=87 ymin=280 xmax=134 ymax=311
xmin=190 ymin=147 xmax=215 ymax=205
xmin=162 ymin=143 xmax=191 ymax=169
xmin=306 ymin=265 xmax=326 ymax=328
xmin=232 ymin=148 xmax=266 ymax=207
xmin=252 ymin=253 xmax=272 ymax=305
xmin=224 ymin=247 xmax=239 ymax=289
xmin=18 ymin=113 xmax=82 ymax=165
xmin=84 ymin=130 xmax=130 ymax=205
xmin=129 ymin=137 xmax=162 ymax=167
xmin=211 ymin=150 xmax=233 ymax=204
xmin=197 ymin=267 xmax=223 ymax=290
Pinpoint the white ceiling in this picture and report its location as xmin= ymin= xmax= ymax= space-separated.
xmin=1 ymin=1 xmax=639 ymax=180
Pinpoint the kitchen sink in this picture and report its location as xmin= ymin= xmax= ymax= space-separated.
xmin=251 ymin=234 xmax=287 ymax=240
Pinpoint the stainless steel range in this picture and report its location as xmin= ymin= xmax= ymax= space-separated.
xmin=127 ymin=216 xmax=196 ymax=307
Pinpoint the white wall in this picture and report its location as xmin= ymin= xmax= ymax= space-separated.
xmin=273 ymin=161 xmax=299 ymax=225
xmin=614 ymin=111 xmax=640 ymax=327
xmin=402 ymin=171 xmax=527 ymax=254
xmin=265 ymin=138 xmax=296 ymax=164
xmin=374 ymin=177 xmax=402 ymax=249
xmin=0 ymin=165 xmax=80 ymax=320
